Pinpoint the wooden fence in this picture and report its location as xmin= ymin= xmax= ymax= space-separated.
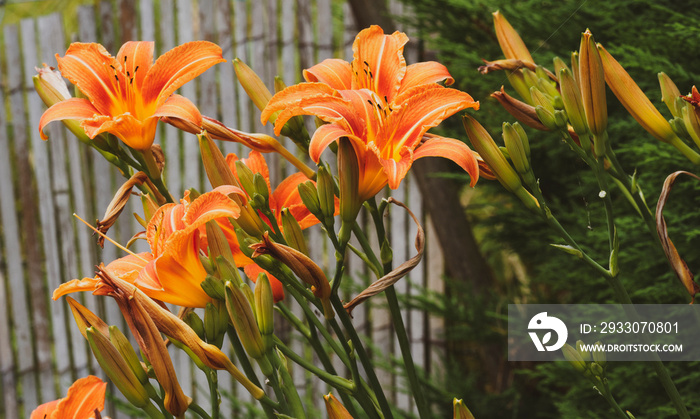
xmin=0 ymin=0 xmax=446 ymax=417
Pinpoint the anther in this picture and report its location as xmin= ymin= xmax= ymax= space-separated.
xmin=363 ymin=60 xmax=369 ymax=67
xmin=134 ymin=66 xmax=139 ymax=73
xmin=114 ymin=75 xmax=119 ymax=82
xmin=384 ymin=95 xmax=388 ymax=103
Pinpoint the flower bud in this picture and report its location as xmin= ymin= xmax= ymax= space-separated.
xmin=491 ymin=86 xmax=550 ymax=131
xmin=281 ymin=208 xmax=309 ymax=255
xmin=535 ymin=105 xmax=558 ymax=131
xmin=185 ymin=311 xmax=206 ymax=340
xmin=503 ymin=122 xmax=534 ymax=185
xmin=233 ymin=58 xmax=272 ymax=114
xmin=589 ymin=362 xmax=605 ymax=378
xmin=254 ymin=273 xmax=275 ymax=351
xmin=658 ymin=72 xmax=683 ymax=118
xmin=324 ymin=393 xmax=354 ymax=419
xmin=682 ymin=103 xmax=700 ymax=149
xmin=204 ymin=303 xmax=224 ymax=347
xmin=86 ymin=327 xmax=150 ymax=408
xmin=235 ymin=160 xmax=258 ymax=197
xmin=592 ymin=341 xmax=607 ymax=368
xmin=530 ymin=87 xmax=555 ymax=115
xmin=338 ymin=137 xmax=361 ymax=224
xmin=34 ymin=64 xmax=92 ymax=144
xmin=206 ymin=221 xmax=236 ymax=269
xmin=199 ymin=131 xmax=238 ymax=188
xmin=597 ymin=43 xmax=675 ymax=144
xmin=225 ymin=281 xmax=271 ymax=374
xmin=576 ymin=340 xmax=591 ymax=362
xmin=507 ymin=71 xmax=534 ymax=105
xmin=66 ymin=296 xmax=109 ymax=339
xmin=559 ymin=67 xmax=590 ymax=138
xmin=562 ymin=343 xmax=587 ymax=373
xmin=522 ymin=68 xmax=541 ymax=92
xmin=453 ymin=398 xmax=476 ymax=419
xmin=579 ymin=30 xmax=608 ymax=157
xmin=553 ymin=56 xmax=568 ymax=78
xmin=253 ymin=173 xmax=270 ymax=204
xmin=298 ymin=180 xmax=322 ymax=220
xmin=316 ymin=165 xmax=337 ymax=227
xmin=109 ymin=326 xmax=149 ymax=385
xmin=492 ymin=11 xmax=534 ymax=63
xmin=463 ymin=114 xmax=522 ymax=193
xmin=250 ymin=232 xmax=334 ymax=319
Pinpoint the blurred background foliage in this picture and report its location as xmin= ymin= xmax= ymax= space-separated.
xmin=395 ymin=0 xmax=700 ymax=417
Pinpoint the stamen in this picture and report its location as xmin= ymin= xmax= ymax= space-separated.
xmin=368 ymin=70 xmax=373 ymax=79
xmin=114 ymin=74 xmax=119 ymax=83
xmin=134 ymin=65 xmax=139 ymax=73
xmin=363 ymin=60 xmax=370 ymax=67
xmin=384 ymin=95 xmax=388 ymax=103
xmin=363 ymin=69 xmax=368 ymax=76
xmin=126 ymin=71 xmax=130 ymax=77
xmin=73 ymin=213 xmax=148 ymax=263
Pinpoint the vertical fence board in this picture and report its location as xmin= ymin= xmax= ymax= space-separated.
xmin=0 ymin=50 xmax=21 ymax=419
xmin=159 ymin=0 xmax=183 ymax=198
xmin=216 ymin=0 xmax=237 ymax=156
xmin=4 ymin=22 xmax=42 ymax=410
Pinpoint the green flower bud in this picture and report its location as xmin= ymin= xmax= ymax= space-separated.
xmin=234 ymin=160 xmax=257 ymax=197
xmin=659 ymin=72 xmax=683 ymax=118
xmin=109 ymin=326 xmax=149 ymax=384
xmin=281 ymin=208 xmax=309 ymax=255
xmin=559 ymin=67 xmax=590 ymax=138
xmin=338 ymin=137 xmax=361 ymax=224
xmin=298 ymin=181 xmax=322 ymax=220
xmin=254 ymin=273 xmax=275 ymax=351
xmin=592 ymin=341 xmax=606 ymax=368
xmin=562 ymin=343 xmax=587 ymax=373
xmin=185 ymin=311 xmax=205 ymax=340
xmin=225 ymin=281 xmax=271 ymax=373
xmin=316 ymin=165 xmax=336 ymax=227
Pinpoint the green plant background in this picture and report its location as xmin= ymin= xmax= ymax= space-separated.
xmin=395 ymin=0 xmax=700 ymax=417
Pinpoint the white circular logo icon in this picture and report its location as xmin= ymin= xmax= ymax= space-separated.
xmin=528 ymin=312 xmax=568 ymax=351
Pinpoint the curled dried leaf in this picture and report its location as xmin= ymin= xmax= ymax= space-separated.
xmin=344 ymin=198 xmax=425 ymax=314
xmin=96 ymin=171 xmax=148 ymax=247
xmin=656 ymin=171 xmax=700 ymax=303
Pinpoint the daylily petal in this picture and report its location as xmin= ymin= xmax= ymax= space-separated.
xmin=53 ymin=375 xmax=106 ymax=419
xmin=56 ymin=43 xmax=121 ymax=115
xmin=271 ymin=172 xmax=309 ymax=214
xmin=151 ymin=231 xmax=211 ymax=307
xmin=413 ymin=135 xmax=480 ymax=187
xmin=81 ymin=112 xmax=157 ymax=150
xmin=31 ymin=400 xmax=60 ymax=419
xmin=53 ymin=277 xmax=100 ymax=300
xmin=263 ymin=82 xmax=342 ymax=132
xmin=351 ymin=25 xmax=408 ymax=103
xmin=382 ymin=85 xmax=478 ymax=153
xmin=116 ymin=41 xmax=154 ymax=90
xmin=143 ymin=41 xmax=225 ymax=107
xmin=401 ymin=62 xmax=454 ymax=90
xmin=373 ymin=142 xmax=414 ymax=190
xmin=244 ymin=264 xmax=285 ymax=303
xmin=303 ymin=58 xmax=353 ymax=90
xmin=183 ymin=189 xmax=242 ymax=231
xmin=309 ymin=124 xmax=358 ymax=163
xmin=357 ymin=146 xmax=389 ymax=201
xmin=153 ymin=94 xmax=203 ymax=128
xmin=147 ymin=203 xmax=183 ymax=256
xmin=39 ymin=98 xmax=100 ymax=140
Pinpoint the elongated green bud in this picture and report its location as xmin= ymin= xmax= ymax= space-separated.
xmin=553 ymin=56 xmax=569 ymax=77
xmin=530 ymin=87 xmax=555 ymax=115
xmin=579 ymin=30 xmax=608 ymax=138
xmin=109 ymin=326 xmax=149 ymax=384
xmin=682 ymin=103 xmax=700 ymax=149
xmin=298 ymin=181 xmax=322 ymax=220
xmin=535 ymin=105 xmax=558 ymax=131
xmin=576 ymin=340 xmax=591 ymax=362
xmin=254 ymin=273 xmax=275 ymax=351
xmin=235 ymin=160 xmax=257 ymax=197
xmin=199 ymin=131 xmax=238 ymax=188
xmin=659 ymin=72 xmax=683 ymax=118
xmin=204 ymin=303 xmax=224 ymax=347
xmin=87 ymin=327 xmax=149 ymax=408
xmin=253 ymin=173 xmax=269 ymax=203
xmin=562 ymin=343 xmax=587 ymax=373
xmin=281 ymin=208 xmax=309 ymax=255
xmin=206 ymin=221 xmax=235 ymax=269
xmin=453 ymin=398 xmax=476 ymax=419
xmin=338 ymin=137 xmax=361 ymax=224
xmin=225 ymin=281 xmax=271 ymax=373
xmin=592 ymin=341 xmax=606 ymax=368
xmin=316 ymin=165 xmax=336 ymax=226
xmin=503 ymin=122 xmax=534 ymax=185
xmin=185 ymin=311 xmax=206 ymax=340
xmin=507 ymin=71 xmax=534 ymax=105
xmin=559 ymin=67 xmax=590 ymax=138
xmin=234 ymin=58 xmax=272 ymax=114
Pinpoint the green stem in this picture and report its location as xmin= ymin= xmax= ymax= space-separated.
xmin=600 ymin=390 xmax=629 ymax=419
xmin=226 ymin=326 xmax=277 ymax=419
xmin=208 ymin=369 xmax=220 ymax=419
xmin=593 ymin=158 xmax=616 ymax=251
xmin=351 ymin=223 xmax=383 ymax=277
xmin=188 ymin=403 xmax=212 ymax=419
xmin=273 ymin=336 xmax=355 ymax=392
xmin=331 ymin=294 xmax=394 ymax=419
xmin=269 ymin=348 xmax=306 ymax=418
xmin=141 ymin=147 xmax=174 ymax=203
xmin=142 ymin=402 xmax=166 ymax=419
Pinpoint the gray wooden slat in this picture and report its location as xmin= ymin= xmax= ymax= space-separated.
xmin=139 ymin=0 xmax=155 ymax=41
xmin=76 ymin=5 xmax=110 ymax=383
xmin=279 ymin=0 xmax=296 ymax=163
xmin=197 ymin=0 xmax=220 ymax=189
xmin=177 ymin=0 xmax=202 ymax=192
xmin=233 ymin=0 xmax=250 ymax=141
xmin=317 ymin=0 xmax=333 ymax=61
xmin=37 ymin=13 xmax=91 ymax=388
xmin=159 ymin=0 xmax=183 ymax=198
xmin=407 ymin=175 xmax=424 ymax=416
xmin=425 ymin=217 xmax=445 ymax=379
xmin=215 ymin=0 xmax=238 ymax=156
xmin=0 ymin=44 xmax=21 ymax=419
xmin=262 ymin=0 xmax=280 ymax=185
xmin=5 ymin=21 xmax=49 ymax=411
xmin=343 ymin=3 xmax=355 ymax=61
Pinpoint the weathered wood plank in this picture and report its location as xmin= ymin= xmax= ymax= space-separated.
xmin=177 ymin=0 xmax=202 ymax=193
xmin=159 ymin=0 xmax=183 ymax=199
xmin=5 ymin=21 xmax=49 ymax=411
xmin=215 ymin=0 xmax=238 ymax=156
xmin=317 ymin=0 xmax=333 ymax=61
xmin=139 ymin=0 xmax=155 ymax=41
xmin=233 ymin=0 xmax=250 ymax=141
xmin=0 ymin=43 xmax=21 ymax=419
xmin=36 ymin=13 xmax=91 ymax=388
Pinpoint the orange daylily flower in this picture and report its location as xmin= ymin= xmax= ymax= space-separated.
xmin=31 ymin=375 xmax=107 ymax=419
xmin=225 ymin=150 xmax=335 ymax=302
xmin=39 ymin=41 xmax=225 ymax=150
xmin=262 ymin=26 xmax=480 ymax=200
xmin=54 ymin=186 xmax=244 ymax=308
